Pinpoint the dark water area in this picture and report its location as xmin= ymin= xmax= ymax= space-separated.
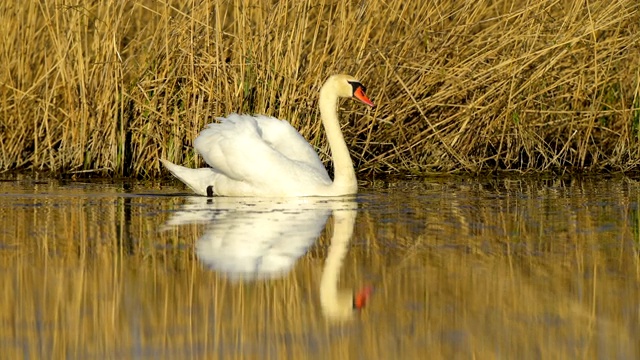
xmin=0 ymin=176 xmax=638 ymax=359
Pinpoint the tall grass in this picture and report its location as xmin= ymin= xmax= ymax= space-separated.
xmin=1 ymin=0 xmax=639 ymax=177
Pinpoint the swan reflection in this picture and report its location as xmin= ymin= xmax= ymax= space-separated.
xmin=164 ymin=196 xmax=369 ymax=320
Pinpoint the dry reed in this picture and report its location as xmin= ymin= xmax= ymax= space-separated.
xmin=1 ymin=0 xmax=639 ymax=177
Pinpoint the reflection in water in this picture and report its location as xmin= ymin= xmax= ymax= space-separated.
xmin=0 ymin=178 xmax=639 ymax=358
xmin=164 ymin=197 xmax=332 ymax=280
xmin=164 ymin=196 xmax=367 ymax=320
xmin=318 ymin=205 xmax=371 ymax=320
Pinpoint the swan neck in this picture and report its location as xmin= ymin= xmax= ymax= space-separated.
xmin=319 ymin=86 xmax=357 ymax=194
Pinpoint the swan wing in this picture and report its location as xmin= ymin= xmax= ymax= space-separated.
xmin=193 ymin=114 xmax=331 ymax=195
xmin=250 ymin=114 xmax=327 ymax=174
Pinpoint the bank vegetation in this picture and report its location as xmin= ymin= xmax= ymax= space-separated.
xmin=1 ymin=0 xmax=639 ymax=177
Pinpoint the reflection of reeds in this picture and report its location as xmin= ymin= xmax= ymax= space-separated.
xmin=1 ymin=1 xmax=639 ymax=175
xmin=0 ymin=178 xmax=639 ymax=358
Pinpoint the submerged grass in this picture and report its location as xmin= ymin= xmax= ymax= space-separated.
xmin=1 ymin=0 xmax=639 ymax=177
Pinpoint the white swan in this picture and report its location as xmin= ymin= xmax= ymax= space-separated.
xmin=161 ymin=74 xmax=375 ymax=197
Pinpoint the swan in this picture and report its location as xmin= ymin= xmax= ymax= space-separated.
xmin=160 ymin=74 xmax=375 ymax=197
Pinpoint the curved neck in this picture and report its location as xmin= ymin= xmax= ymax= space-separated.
xmin=319 ymin=86 xmax=357 ymax=194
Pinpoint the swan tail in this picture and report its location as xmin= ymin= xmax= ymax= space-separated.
xmin=160 ymin=159 xmax=219 ymax=196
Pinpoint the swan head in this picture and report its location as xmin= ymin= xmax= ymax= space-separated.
xmin=323 ymin=74 xmax=375 ymax=107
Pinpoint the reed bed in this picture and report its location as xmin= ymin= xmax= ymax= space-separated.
xmin=1 ymin=0 xmax=639 ymax=177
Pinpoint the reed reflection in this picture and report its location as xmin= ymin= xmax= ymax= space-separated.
xmin=164 ymin=196 xmax=370 ymax=320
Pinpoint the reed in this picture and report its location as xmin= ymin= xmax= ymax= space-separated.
xmin=1 ymin=0 xmax=639 ymax=177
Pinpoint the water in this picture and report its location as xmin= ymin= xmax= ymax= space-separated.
xmin=0 ymin=177 xmax=638 ymax=359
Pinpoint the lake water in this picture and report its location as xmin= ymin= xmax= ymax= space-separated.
xmin=0 ymin=176 xmax=638 ymax=359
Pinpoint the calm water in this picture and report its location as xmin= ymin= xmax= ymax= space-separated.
xmin=0 ymin=177 xmax=639 ymax=359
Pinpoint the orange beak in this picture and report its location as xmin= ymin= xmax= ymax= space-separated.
xmin=353 ymin=286 xmax=373 ymax=309
xmin=353 ymin=87 xmax=375 ymax=107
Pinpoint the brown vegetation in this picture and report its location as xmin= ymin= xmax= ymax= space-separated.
xmin=1 ymin=0 xmax=639 ymax=177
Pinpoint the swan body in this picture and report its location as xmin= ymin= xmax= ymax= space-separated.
xmin=161 ymin=74 xmax=374 ymax=197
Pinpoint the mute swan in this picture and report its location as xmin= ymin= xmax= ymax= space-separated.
xmin=161 ymin=74 xmax=375 ymax=197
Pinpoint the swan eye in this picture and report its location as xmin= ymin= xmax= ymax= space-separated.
xmin=348 ymin=81 xmax=366 ymax=95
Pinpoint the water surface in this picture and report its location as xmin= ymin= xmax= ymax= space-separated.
xmin=0 ymin=177 xmax=638 ymax=359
